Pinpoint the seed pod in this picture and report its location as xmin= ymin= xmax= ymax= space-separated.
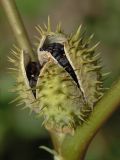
xmin=9 ymin=18 xmax=104 ymax=134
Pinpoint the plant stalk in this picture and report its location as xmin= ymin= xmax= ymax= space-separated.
xmin=60 ymin=79 xmax=120 ymax=160
xmin=1 ymin=0 xmax=37 ymax=61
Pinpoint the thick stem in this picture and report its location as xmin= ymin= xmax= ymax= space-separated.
xmin=1 ymin=0 xmax=37 ymax=61
xmin=60 ymin=79 xmax=120 ymax=160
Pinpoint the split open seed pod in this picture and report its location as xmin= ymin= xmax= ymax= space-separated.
xmin=9 ymin=18 xmax=104 ymax=134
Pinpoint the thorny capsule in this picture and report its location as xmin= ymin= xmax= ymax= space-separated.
xmin=9 ymin=18 xmax=105 ymax=134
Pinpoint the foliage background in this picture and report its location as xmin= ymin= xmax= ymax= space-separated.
xmin=0 ymin=0 xmax=120 ymax=159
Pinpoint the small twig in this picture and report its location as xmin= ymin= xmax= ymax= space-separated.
xmin=1 ymin=0 xmax=37 ymax=61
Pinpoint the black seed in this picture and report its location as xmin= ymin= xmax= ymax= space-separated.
xmin=26 ymin=62 xmax=41 ymax=97
xmin=55 ymin=54 xmax=61 ymax=61
xmin=52 ymin=51 xmax=59 ymax=58
xmin=60 ymin=47 xmax=64 ymax=51
xmin=47 ymin=46 xmax=54 ymax=50
xmin=52 ymin=48 xmax=58 ymax=51
xmin=59 ymin=57 xmax=68 ymax=67
xmin=46 ymin=49 xmax=53 ymax=53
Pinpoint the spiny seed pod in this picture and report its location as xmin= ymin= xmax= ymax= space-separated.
xmin=9 ymin=18 xmax=105 ymax=134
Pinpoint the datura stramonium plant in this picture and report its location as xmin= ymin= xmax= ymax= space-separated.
xmin=9 ymin=18 xmax=104 ymax=135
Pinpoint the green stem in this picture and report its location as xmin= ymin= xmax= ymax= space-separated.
xmin=60 ymin=78 xmax=120 ymax=160
xmin=1 ymin=0 xmax=37 ymax=61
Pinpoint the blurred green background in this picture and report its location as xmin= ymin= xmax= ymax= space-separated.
xmin=0 ymin=0 xmax=120 ymax=160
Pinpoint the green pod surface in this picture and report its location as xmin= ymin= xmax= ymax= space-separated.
xmin=9 ymin=18 xmax=104 ymax=134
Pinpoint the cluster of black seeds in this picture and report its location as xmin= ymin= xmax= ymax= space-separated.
xmin=40 ymin=43 xmax=79 ymax=87
xmin=26 ymin=62 xmax=41 ymax=97
xmin=26 ymin=43 xmax=79 ymax=97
